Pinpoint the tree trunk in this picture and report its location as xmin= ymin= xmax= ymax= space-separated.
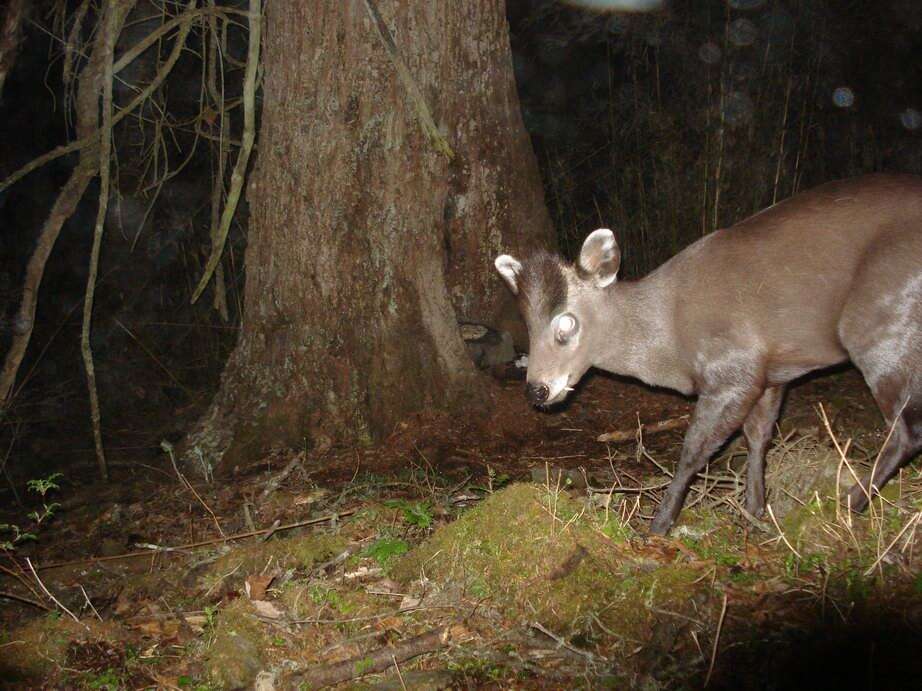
xmin=182 ymin=0 xmax=553 ymax=473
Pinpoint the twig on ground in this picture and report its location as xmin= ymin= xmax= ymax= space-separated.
xmin=597 ymin=415 xmax=690 ymax=443
xmin=260 ymin=452 xmax=306 ymax=500
xmin=766 ymin=503 xmax=802 ymax=560
xmin=0 ymin=590 xmax=50 ymax=610
xmin=864 ymin=510 xmax=921 ymax=577
xmin=78 ymin=584 xmax=103 ymax=621
xmin=259 ymin=519 xmax=281 ymax=543
xmin=161 ymin=440 xmax=226 ymax=539
xmin=531 ymin=621 xmax=598 ymax=661
xmin=392 ymin=654 xmax=408 ymax=691
xmin=26 ymin=558 xmax=84 ymax=625
xmin=286 ymin=625 xmax=459 ymax=688
xmin=704 ymin=592 xmax=728 ymax=687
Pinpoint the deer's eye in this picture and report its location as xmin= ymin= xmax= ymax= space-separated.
xmin=555 ymin=313 xmax=578 ymax=344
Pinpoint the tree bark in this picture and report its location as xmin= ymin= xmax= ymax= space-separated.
xmin=0 ymin=0 xmax=27 ymax=100
xmin=182 ymin=0 xmax=553 ymax=473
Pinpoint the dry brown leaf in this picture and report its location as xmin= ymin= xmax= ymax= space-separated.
xmin=251 ymin=599 xmax=284 ymax=619
xmin=246 ymin=573 xmax=275 ymax=600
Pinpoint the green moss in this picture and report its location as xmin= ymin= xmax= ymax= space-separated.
xmin=200 ymin=533 xmax=346 ymax=592
xmin=392 ymin=483 xmax=702 ymax=638
xmin=278 ymin=580 xmax=388 ymax=624
xmin=781 ymin=491 xmax=838 ymax=543
xmin=203 ymin=599 xmax=268 ymax=689
xmin=0 ymin=616 xmax=119 ymax=683
xmin=673 ymin=506 xmax=747 ymax=570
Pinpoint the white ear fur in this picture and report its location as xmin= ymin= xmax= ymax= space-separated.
xmin=494 ymin=254 xmax=523 ymax=295
xmin=578 ymin=228 xmax=620 ymax=287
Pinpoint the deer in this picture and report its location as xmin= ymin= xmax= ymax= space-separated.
xmin=494 ymin=174 xmax=922 ymax=535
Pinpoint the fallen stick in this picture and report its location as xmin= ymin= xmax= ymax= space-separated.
xmin=287 ymin=625 xmax=459 ymax=688
xmin=32 ymin=509 xmax=356 ymax=572
xmin=597 ymin=415 xmax=689 ymax=443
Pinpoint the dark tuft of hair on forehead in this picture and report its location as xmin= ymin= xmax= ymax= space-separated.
xmin=517 ymin=251 xmax=568 ymax=321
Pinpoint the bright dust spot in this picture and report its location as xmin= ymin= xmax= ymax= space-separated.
xmin=899 ymin=108 xmax=921 ymax=131
xmin=729 ymin=18 xmax=758 ymax=47
xmin=833 ymin=87 xmax=855 ymax=108
xmin=699 ymin=42 xmax=722 ymax=65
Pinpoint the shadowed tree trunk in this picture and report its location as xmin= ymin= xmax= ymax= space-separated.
xmin=183 ymin=0 xmax=553 ymax=474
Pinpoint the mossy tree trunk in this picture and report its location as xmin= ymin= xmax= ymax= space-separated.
xmin=183 ymin=0 xmax=553 ymax=473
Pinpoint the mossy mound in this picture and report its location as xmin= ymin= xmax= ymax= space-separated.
xmin=392 ymin=483 xmax=702 ymax=639
xmin=203 ymin=599 xmax=268 ymax=689
xmin=0 ymin=615 xmax=122 ymax=683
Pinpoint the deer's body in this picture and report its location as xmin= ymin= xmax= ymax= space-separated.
xmin=495 ymin=174 xmax=922 ymax=534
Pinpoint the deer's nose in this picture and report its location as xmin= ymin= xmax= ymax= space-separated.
xmin=526 ymin=382 xmax=550 ymax=405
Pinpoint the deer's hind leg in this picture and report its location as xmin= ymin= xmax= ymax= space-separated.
xmin=846 ymin=371 xmax=921 ymax=512
xmin=742 ymin=385 xmax=785 ymax=517
xmin=839 ymin=232 xmax=922 ymax=511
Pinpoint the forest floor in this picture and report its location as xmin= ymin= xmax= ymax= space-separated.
xmin=1 ymin=367 xmax=921 ymax=689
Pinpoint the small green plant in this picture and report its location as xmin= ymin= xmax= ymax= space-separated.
xmin=471 ymin=465 xmax=510 ymax=494
xmin=203 ymin=604 xmax=219 ymax=631
xmin=0 ymin=523 xmax=36 ymax=551
xmin=845 ymin=569 xmax=871 ymax=602
xmin=0 ymin=473 xmax=64 ymax=551
xmin=307 ymin=585 xmax=353 ymax=613
xmin=785 ymin=551 xmax=825 ymax=577
xmin=30 ymin=472 xmax=63 ymax=523
xmin=178 ymin=675 xmax=218 ymax=690
xmin=383 ymin=499 xmax=433 ymax=528
xmin=87 ymin=668 xmax=122 ymax=689
xmin=449 ymin=656 xmax=506 ymax=682
xmin=468 ymin=577 xmax=489 ymax=598
xmin=354 ymin=656 xmax=375 ymax=675
xmin=600 ymin=517 xmax=633 ymax=543
xmin=363 ymin=537 xmax=410 ymax=566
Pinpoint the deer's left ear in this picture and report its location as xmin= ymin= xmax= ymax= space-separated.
xmin=578 ymin=228 xmax=620 ymax=287
xmin=495 ymin=255 xmax=523 ymax=295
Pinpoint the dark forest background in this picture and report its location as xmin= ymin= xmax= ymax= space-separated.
xmin=1 ymin=0 xmax=920 ymax=486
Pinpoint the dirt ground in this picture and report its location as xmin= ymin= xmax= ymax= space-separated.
xmin=1 ymin=367 xmax=921 ymax=689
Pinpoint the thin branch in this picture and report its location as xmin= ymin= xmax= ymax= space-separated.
xmin=191 ymin=0 xmax=261 ymax=303
xmin=80 ymin=0 xmax=129 ymax=482
xmin=362 ymin=0 xmax=454 ymax=160
xmin=0 ymin=0 xmax=196 ymax=411
xmin=0 ymin=0 xmax=199 ymax=194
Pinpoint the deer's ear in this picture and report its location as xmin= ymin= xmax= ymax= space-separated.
xmin=578 ymin=228 xmax=620 ymax=288
xmin=494 ymin=255 xmax=523 ymax=295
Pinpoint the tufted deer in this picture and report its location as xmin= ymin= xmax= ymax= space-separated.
xmin=495 ymin=174 xmax=922 ymax=535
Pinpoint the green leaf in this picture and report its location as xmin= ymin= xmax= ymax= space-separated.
xmin=363 ymin=537 xmax=410 ymax=566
